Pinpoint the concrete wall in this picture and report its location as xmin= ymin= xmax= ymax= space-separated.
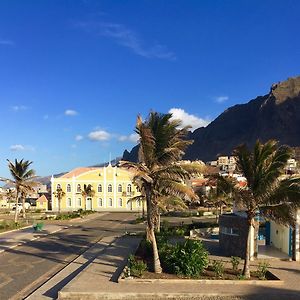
xmin=270 ymin=220 xmax=290 ymax=255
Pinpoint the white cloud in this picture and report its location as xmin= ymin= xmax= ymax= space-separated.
xmin=215 ymin=96 xmax=229 ymax=103
xmin=0 ymin=39 xmax=14 ymax=46
xmin=169 ymin=108 xmax=210 ymax=131
xmin=76 ymin=21 xmax=176 ymax=61
xmin=88 ymin=130 xmax=111 ymax=141
xmin=65 ymin=109 xmax=78 ymax=116
xmin=75 ymin=135 xmax=83 ymax=141
xmin=11 ymin=105 xmax=27 ymax=111
xmin=118 ymin=133 xmax=139 ymax=143
xmin=10 ymin=144 xmax=35 ymax=152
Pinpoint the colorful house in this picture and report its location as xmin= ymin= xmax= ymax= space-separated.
xmin=51 ymin=164 xmax=142 ymax=212
xmin=36 ymin=195 xmax=48 ymax=211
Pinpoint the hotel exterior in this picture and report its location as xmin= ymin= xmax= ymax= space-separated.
xmin=51 ymin=164 xmax=142 ymax=212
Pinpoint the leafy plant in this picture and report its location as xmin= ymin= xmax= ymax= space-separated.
xmin=257 ymin=261 xmax=270 ymax=280
xmin=160 ymin=239 xmax=209 ymax=278
xmin=230 ymin=256 xmax=241 ymax=271
xmin=237 ymin=274 xmax=246 ymax=280
xmin=127 ymin=255 xmax=147 ymax=277
xmin=212 ymin=260 xmax=225 ymax=278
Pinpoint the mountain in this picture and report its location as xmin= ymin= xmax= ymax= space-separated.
xmin=123 ymin=76 xmax=300 ymax=162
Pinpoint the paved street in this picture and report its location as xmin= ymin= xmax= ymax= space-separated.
xmin=0 ymin=212 xmax=143 ymax=300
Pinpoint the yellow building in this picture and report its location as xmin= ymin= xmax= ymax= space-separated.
xmin=36 ymin=195 xmax=48 ymax=211
xmin=51 ymin=164 xmax=142 ymax=212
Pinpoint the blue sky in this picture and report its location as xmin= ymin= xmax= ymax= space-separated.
xmin=0 ymin=0 xmax=300 ymax=178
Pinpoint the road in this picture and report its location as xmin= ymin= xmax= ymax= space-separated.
xmin=0 ymin=212 xmax=143 ymax=300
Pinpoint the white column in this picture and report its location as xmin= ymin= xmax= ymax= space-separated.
xmin=113 ymin=166 xmax=117 ymax=208
xmin=72 ymin=176 xmax=76 ymax=210
xmin=103 ymin=166 xmax=107 ymax=207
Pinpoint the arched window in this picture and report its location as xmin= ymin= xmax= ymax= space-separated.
xmin=77 ymin=198 xmax=81 ymax=207
xmin=108 ymin=198 xmax=113 ymax=207
xmin=67 ymin=184 xmax=71 ymax=193
xmin=108 ymin=184 xmax=113 ymax=193
xmin=77 ymin=184 xmax=81 ymax=193
xmin=57 ymin=184 xmax=61 ymax=190
xmin=118 ymin=198 xmax=123 ymax=207
xmin=127 ymin=184 xmax=132 ymax=193
xmin=118 ymin=184 xmax=122 ymax=193
xmin=136 ymin=199 xmax=141 ymax=207
xmin=67 ymin=198 xmax=72 ymax=207
xmin=98 ymin=184 xmax=102 ymax=193
xmin=98 ymin=198 xmax=103 ymax=207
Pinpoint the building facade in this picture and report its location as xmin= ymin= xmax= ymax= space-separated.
xmin=51 ymin=164 xmax=142 ymax=212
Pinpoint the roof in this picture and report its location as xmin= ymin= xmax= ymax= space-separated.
xmin=37 ymin=195 xmax=48 ymax=203
xmin=60 ymin=167 xmax=99 ymax=178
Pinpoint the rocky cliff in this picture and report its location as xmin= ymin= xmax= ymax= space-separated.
xmin=123 ymin=76 xmax=300 ymax=162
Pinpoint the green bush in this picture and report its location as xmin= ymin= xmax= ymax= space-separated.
xmin=160 ymin=239 xmax=209 ymax=278
xmin=212 ymin=260 xmax=225 ymax=278
xmin=230 ymin=256 xmax=241 ymax=271
xmin=256 ymin=261 xmax=270 ymax=280
xmin=127 ymin=255 xmax=147 ymax=277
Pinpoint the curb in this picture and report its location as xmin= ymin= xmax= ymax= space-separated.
xmin=0 ymin=225 xmax=33 ymax=236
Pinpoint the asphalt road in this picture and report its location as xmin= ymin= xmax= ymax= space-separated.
xmin=0 ymin=212 xmax=143 ymax=300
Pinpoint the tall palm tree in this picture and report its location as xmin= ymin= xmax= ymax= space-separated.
xmin=5 ymin=188 xmax=16 ymax=209
xmin=81 ymin=184 xmax=95 ymax=210
xmin=121 ymin=112 xmax=204 ymax=273
xmin=53 ymin=187 xmax=65 ymax=214
xmin=6 ymin=159 xmax=36 ymax=223
xmin=230 ymin=140 xmax=300 ymax=278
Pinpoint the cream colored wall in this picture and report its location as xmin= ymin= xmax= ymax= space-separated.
xmin=270 ymin=220 xmax=290 ymax=255
xmin=51 ymin=165 xmax=142 ymax=212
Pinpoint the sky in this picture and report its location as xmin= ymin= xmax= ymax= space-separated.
xmin=0 ymin=0 xmax=300 ymax=178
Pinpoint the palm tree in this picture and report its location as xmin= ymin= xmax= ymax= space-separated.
xmin=81 ymin=184 xmax=95 ymax=210
xmin=6 ymin=159 xmax=36 ymax=223
xmin=120 ymin=112 xmax=204 ymax=273
xmin=230 ymin=140 xmax=300 ymax=278
xmin=53 ymin=187 xmax=65 ymax=214
xmin=5 ymin=188 xmax=16 ymax=209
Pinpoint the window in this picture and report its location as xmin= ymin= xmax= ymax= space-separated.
xmin=67 ymin=184 xmax=71 ymax=193
xmin=98 ymin=184 xmax=102 ymax=193
xmin=77 ymin=184 xmax=81 ymax=193
xmin=108 ymin=198 xmax=113 ymax=207
xmin=137 ymin=199 xmax=141 ymax=207
xmin=118 ymin=198 xmax=123 ymax=207
xmin=220 ymin=227 xmax=239 ymax=236
xmin=57 ymin=184 xmax=61 ymax=190
xmin=118 ymin=184 xmax=122 ymax=193
xmin=98 ymin=198 xmax=103 ymax=207
xmin=127 ymin=184 xmax=132 ymax=193
xmin=77 ymin=198 xmax=81 ymax=207
xmin=108 ymin=184 xmax=113 ymax=193
xmin=67 ymin=198 xmax=72 ymax=207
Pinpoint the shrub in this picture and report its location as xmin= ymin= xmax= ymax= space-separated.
xmin=127 ymin=255 xmax=147 ymax=277
xmin=257 ymin=261 xmax=270 ymax=280
xmin=160 ymin=239 xmax=209 ymax=278
xmin=212 ymin=260 xmax=225 ymax=278
xmin=230 ymin=256 xmax=241 ymax=271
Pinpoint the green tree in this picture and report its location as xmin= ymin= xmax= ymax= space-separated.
xmin=121 ymin=112 xmax=204 ymax=273
xmin=53 ymin=187 xmax=65 ymax=214
xmin=230 ymin=140 xmax=300 ymax=278
xmin=6 ymin=159 xmax=36 ymax=223
xmin=81 ymin=184 xmax=95 ymax=210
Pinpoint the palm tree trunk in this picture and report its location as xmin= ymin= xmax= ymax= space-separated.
xmin=22 ymin=195 xmax=26 ymax=219
xmin=14 ymin=191 xmax=19 ymax=223
xmin=58 ymin=197 xmax=61 ymax=215
xmin=243 ymin=217 xmax=252 ymax=279
xmin=142 ymin=200 xmax=145 ymax=218
xmin=145 ymin=185 xmax=162 ymax=273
